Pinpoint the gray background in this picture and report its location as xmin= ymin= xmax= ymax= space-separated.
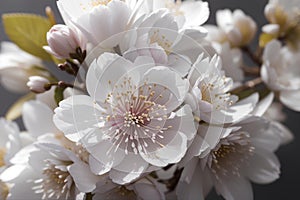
xmin=0 ymin=0 xmax=299 ymax=199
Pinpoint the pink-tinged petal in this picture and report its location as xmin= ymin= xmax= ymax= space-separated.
xmin=245 ymin=147 xmax=280 ymax=184
xmin=109 ymin=154 xmax=148 ymax=185
xmin=280 ymin=90 xmax=300 ymax=112
xmin=23 ymin=101 xmax=59 ymax=137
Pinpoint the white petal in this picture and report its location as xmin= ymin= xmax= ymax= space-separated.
xmin=177 ymin=159 xmax=211 ymax=200
xmin=53 ymin=95 xmax=103 ymax=142
xmin=215 ymin=176 xmax=253 ymax=200
xmin=140 ymin=132 xmax=187 ymax=167
xmin=86 ymin=53 xmax=133 ymax=102
xmin=262 ymin=24 xmax=280 ymax=35
xmin=88 ymin=140 xmax=126 ymax=175
xmin=68 ymin=162 xmax=101 ymax=192
xmin=180 ymin=1 xmax=209 ymax=27
xmin=280 ymin=90 xmax=300 ymax=112
xmin=245 ymin=147 xmax=280 ymax=184
xmin=175 ymin=105 xmax=196 ymax=140
xmin=4 ymin=166 xmax=42 ymax=200
xmin=109 ymin=154 xmax=148 ymax=185
xmin=143 ymin=66 xmax=189 ymax=112
xmin=211 ymin=93 xmax=259 ymax=124
xmin=22 ymin=101 xmax=59 ymax=137
xmin=133 ymin=178 xmax=166 ymax=200
xmin=270 ymin=121 xmax=294 ymax=145
xmin=252 ymin=92 xmax=274 ymax=117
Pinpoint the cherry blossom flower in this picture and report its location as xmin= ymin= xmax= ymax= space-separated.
xmin=139 ymin=0 xmax=209 ymax=28
xmin=186 ymin=54 xmax=258 ymax=124
xmin=0 ymin=42 xmax=48 ymax=93
xmin=54 ymin=53 xmax=196 ymax=184
xmin=57 ymin=0 xmax=133 ymax=47
xmin=177 ymin=116 xmax=292 ymax=200
xmin=93 ymin=175 xmax=167 ymax=200
xmin=205 ymin=9 xmax=257 ymax=47
xmin=261 ymin=40 xmax=300 ymax=111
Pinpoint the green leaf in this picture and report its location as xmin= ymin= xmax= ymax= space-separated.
xmin=2 ymin=13 xmax=52 ymax=60
xmin=54 ymin=87 xmax=65 ymax=106
xmin=6 ymin=93 xmax=35 ymax=120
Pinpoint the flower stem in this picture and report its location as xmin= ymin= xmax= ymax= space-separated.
xmin=242 ymin=66 xmax=260 ymax=76
xmin=231 ymin=77 xmax=263 ymax=95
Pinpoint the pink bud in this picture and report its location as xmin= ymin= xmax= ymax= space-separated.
xmin=27 ymin=76 xmax=50 ymax=93
xmin=44 ymin=24 xmax=87 ymax=59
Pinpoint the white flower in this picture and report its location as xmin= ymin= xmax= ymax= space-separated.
xmin=263 ymin=0 xmax=300 ymax=49
xmin=0 ymin=118 xmax=22 ymax=172
xmin=186 ymin=54 xmax=258 ymax=124
xmin=57 ymin=0 xmax=132 ymax=47
xmin=177 ymin=116 xmax=291 ymax=200
xmin=1 ymin=140 xmax=101 ymax=200
xmin=140 ymin=0 xmax=209 ymax=28
xmin=261 ymin=40 xmax=300 ymax=111
xmin=265 ymin=0 xmax=300 ymax=28
xmin=22 ymin=100 xmax=60 ymax=138
xmin=93 ymin=176 xmax=167 ymax=200
xmin=205 ymin=9 xmax=257 ymax=47
xmin=27 ymin=76 xmax=50 ymax=94
xmin=0 ymin=42 xmax=47 ymax=93
xmin=44 ymin=24 xmax=87 ymax=59
xmin=212 ymin=42 xmax=244 ymax=82
xmin=54 ymin=53 xmax=196 ymax=184
xmin=118 ymin=8 xmax=209 ymax=73
xmin=264 ymin=102 xmax=287 ymax=122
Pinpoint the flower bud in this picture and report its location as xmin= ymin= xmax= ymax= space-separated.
xmin=216 ymin=9 xmax=257 ymax=47
xmin=44 ymin=24 xmax=87 ymax=59
xmin=27 ymin=76 xmax=50 ymax=93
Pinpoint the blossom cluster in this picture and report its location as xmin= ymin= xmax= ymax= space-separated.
xmin=0 ymin=0 xmax=299 ymax=199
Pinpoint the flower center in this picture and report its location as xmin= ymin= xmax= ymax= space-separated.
xmin=0 ymin=148 xmax=6 ymax=167
xmin=123 ymin=110 xmax=149 ymax=128
xmin=56 ymin=133 xmax=90 ymax=163
xmin=80 ymin=0 xmax=112 ymax=10
xmin=100 ymin=77 xmax=175 ymax=155
xmin=165 ymin=0 xmax=184 ymax=16
xmin=150 ymin=29 xmax=173 ymax=55
xmin=35 ymin=161 xmax=74 ymax=199
xmin=90 ymin=0 xmax=112 ymax=7
xmin=200 ymin=76 xmax=236 ymax=110
xmin=209 ymin=132 xmax=255 ymax=180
